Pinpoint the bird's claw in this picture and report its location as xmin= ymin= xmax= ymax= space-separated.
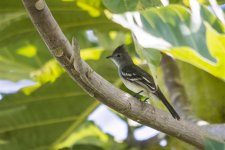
xmin=144 ymin=98 xmax=149 ymax=103
xmin=133 ymin=90 xmax=143 ymax=98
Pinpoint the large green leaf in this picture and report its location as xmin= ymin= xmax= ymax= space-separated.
xmin=168 ymin=24 xmax=225 ymax=81
xmin=178 ymin=60 xmax=225 ymax=123
xmin=102 ymin=0 xmax=162 ymax=13
xmin=140 ymin=5 xmax=224 ymax=61
xmin=0 ymin=0 xmax=125 ymax=81
xmin=0 ymin=56 xmax=122 ymax=150
xmin=0 ymin=73 xmax=99 ymax=150
xmin=0 ymin=47 xmax=121 ymax=150
xmin=111 ymin=4 xmax=225 ymax=80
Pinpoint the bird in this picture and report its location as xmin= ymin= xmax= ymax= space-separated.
xmin=106 ymin=44 xmax=180 ymax=120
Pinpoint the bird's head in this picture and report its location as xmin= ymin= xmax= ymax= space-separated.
xmin=106 ymin=44 xmax=133 ymax=68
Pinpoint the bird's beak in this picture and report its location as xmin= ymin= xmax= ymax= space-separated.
xmin=106 ymin=55 xmax=112 ymax=59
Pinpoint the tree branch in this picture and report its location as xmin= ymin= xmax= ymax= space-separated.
xmin=203 ymin=123 xmax=225 ymax=141
xmin=22 ymin=0 xmax=224 ymax=149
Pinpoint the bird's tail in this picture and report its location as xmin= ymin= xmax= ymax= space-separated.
xmin=155 ymin=89 xmax=180 ymax=120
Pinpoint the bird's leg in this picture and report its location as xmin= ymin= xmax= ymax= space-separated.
xmin=141 ymin=97 xmax=150 ymax=110
xmin=141 ymin=98 xmax=149 ymax=110
xmin=133 ymin=90 xmax=143 ymax=98
xmin=144 ymin=98 xmax=149 ymax=103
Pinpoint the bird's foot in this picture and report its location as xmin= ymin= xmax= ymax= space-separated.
xmin=133 ymin=90 xmax=143 ymax=98
xmin=143 ymin=98 xmax=149 ymax=103
xmin=141 ymin=98 xmax=150 ymax=110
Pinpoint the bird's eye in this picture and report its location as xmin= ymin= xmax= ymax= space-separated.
xmin=117 ymin=54 xmax=120 ymax=57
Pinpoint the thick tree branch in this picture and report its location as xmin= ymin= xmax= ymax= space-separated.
xmin=203 ymin=124 xmax=225 ymax=141
xmin=22 ymin=0 xmax=224 ymax=149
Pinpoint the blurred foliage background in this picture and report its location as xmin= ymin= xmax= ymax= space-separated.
xmin=0 ymin=0 xmax=225 ymax=150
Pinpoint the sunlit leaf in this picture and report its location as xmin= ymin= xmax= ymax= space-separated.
xmin=167 ymin=24 xmax=225 ymax=80
xmin=16 ymin=44 xmax=37 ymax=58
xmin=111 ymin=4 xmax=225 ymax=80
xmin=76 ymin=0 xmax=102 ymax=17
xmin=22 ymin=59 xmax=64 ymax=94
xmin=81 ymin=48 xmax=104 ymax=60
xmin=30 ymin=59 xmax=64 ymax=84
xmin=56 ymin=121 xmax=109 ymax=149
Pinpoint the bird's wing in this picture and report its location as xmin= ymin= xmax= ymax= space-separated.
xmin=121 ymin=65 xmax=157 ymax=92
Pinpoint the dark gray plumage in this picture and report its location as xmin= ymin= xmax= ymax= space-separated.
xmin=107 ymin=45 xmax=180 ymax=120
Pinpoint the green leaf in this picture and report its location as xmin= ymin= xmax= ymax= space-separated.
xmin=0 ymin=0 xmax=125 ymax=81
xmin=70 ymin=145 xmax=104 ymax=150
xmin=0 ymin=74 xmax=99 ymax=150
xmin=102 ymin=0 xmax=139 ymax=13
xmin=0 ymin=51 xmax=120 ymax=150
xmin=56 ymin=121 xmax=108 ymax=149
xmin=21 ymin=59 xmax=64 ymax=94
xmin=81 ymin=47 xmax=104 ymax=60
xmin=134 ymin=41 xmax=161 ymax=66
xmin=140 ymin=5 xmax=220 ymax=62
xmin=113 ymin=4 xmax=225 ymax=80
xmin=178 ymin=60 xmax=225 ymax=123
xmin=76 ymin=0 xmax=102 ymax=17
xmin=133 ymin=40 xmax=161 ymax=84
xmin=56 ymin=121 xmax=124 ymax=150
xmin=95 ymin=30 xmax=131 ymax=50
xmin=102 ymin=0 xmax=161 ymax=13
xmin=204 ymin=138 xmax=225 ymax=150
xmin=168 ymin=24 xmax=225 ymax=81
